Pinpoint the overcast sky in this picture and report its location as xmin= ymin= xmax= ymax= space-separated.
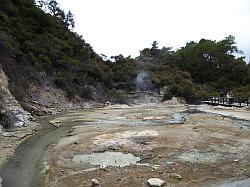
xmin=57 ymin=0 xmax=250 ymax=62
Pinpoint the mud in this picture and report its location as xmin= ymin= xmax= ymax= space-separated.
xmin=1 ymin=103 xmax=250 ymax=187
xmin=73 ymin=151 xmax=141 ymax=168
xmin=42 ymin=103 xmax=250 ymax=187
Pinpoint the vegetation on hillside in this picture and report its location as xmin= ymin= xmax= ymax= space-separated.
xmin=0 ymin=0 xmax=249 ymax=103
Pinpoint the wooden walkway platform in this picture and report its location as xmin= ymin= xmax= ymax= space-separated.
xmin=203 ymin=97 xmax=249 ymax=107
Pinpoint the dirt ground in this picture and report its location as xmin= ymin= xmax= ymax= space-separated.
xmin=41 ymin=103 xmax=250 ymax=187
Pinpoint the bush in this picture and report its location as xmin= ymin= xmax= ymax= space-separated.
xmin=163 ymin=90 xmax=173 ymax=100
xmin=79 ymin=86 xmax=94 ymax=100
xmin=163 ymin=81 xmax=209 ymax=102
xmin=231 ymin=85 xmax=250 ymax=99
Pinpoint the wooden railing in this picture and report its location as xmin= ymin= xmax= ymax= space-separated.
xmin=203 ymin=97 xmax=249 ymax=107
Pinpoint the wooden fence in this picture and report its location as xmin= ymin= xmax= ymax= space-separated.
xmin=203 ymin=97 xmax=249 ymax=107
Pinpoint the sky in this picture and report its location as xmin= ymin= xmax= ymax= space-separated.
xmin=56 ymin=0 xmax=250 ymax=62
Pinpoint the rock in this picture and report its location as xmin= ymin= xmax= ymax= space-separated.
xmin=73 ymin=141 xmax=79 ymax=145
xmin=166 ymin=161 xmax=175 ymax=165
xmin=0 ymin=65 xmax=31 ymax=128
xmin=3 ymin=144 xmax=12 ymax=148
xmin=147 ymin=178 xmax=165 ymax=187
xmin=31 ymin=100 xmax=39 ymax=104
xmin=152 ymin=164 xmax=160 ymax=169
xmin=41 ymin=165 xmax=51 ymax=175
xmin=67 ymin=133 xmax=76 ymax=137
xmin=2 ymin=132 xmax=12 ymax=137
xmin=169 ymin=173 xmax=182 ymax=179
xmin=91 ymin=178 xmax=100 ymax=186
xmin=13 ymin=132 xmax=33 ymax=140
xmin=100 ymin=165 xmax=107 ymax=169
xmin=21 ymin=102 xmax=41 ymax=116
xmin=0 ymin=177 xmax=2 ymax=187
xmin=49 ymin=121 xmax=61 ymax=128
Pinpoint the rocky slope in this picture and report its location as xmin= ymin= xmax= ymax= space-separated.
xmin=0 ymin=65 xmax=42 ymax=167
xmin=0 ymin=65 xmax=31 ymax=130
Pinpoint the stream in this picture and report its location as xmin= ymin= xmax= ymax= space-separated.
xmin=0 ymin=120 xmax=73 ymax=187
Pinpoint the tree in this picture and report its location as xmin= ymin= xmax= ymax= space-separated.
xmin=150 ymin=41 xmax=160 ymax=57
xmin=37 ymin=0 xmax=75 ymax=29
xmin=65 ymin=11 xmax=75 ymax=29
xmin=139 ymin=41 xmax=160 ymax=57
xmin=175 ymin=36 xmax=246 ymax=86
xmin=37 ymin=0 xmax=46 ymax=9
xmin=151 ymin=41 xmax=158 ymax=49
xmin=47 ymin=0 xmax=59 ymax=15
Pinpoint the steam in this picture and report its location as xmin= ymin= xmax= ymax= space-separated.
xmin=135 ymin=71 xmax=152 ymax=91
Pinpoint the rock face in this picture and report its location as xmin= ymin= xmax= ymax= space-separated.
xmin=147 ymin=178 xmax=165 ymax=187
xmin=0 ymin=65 xmax=30 ymax=128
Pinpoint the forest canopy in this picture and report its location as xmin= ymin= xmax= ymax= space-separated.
xmin=0 ymin=0 xmax=249 ymax=103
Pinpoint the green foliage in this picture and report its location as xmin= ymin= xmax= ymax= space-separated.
xmin=175 ymin=36 xmax=247 ymax=86
xmin=106 ymin=89 xmax=127 ymax=104
xmin=0 ymin=0 xmax=110 ymax=101
xmin=140 ymin=41 xmax=161 ymax=58
xmin=0 ymin=0 xmax=249 ymax=103
xmin=142 ymin=37 xmax=248 ymax=101
xmin=163 ymin=78 xmax=209 ymax=102
xmin=231 ymin=85 xmax=250 ymax=99
xmin=110 ymin=55 xmax=137 ymax=90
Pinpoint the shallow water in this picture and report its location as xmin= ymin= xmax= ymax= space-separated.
xmin=233 ymin=119 xmax=250 ymax=130
xmin=167 ymin=113 xmax=188 ymax=124
xmin=213 ymin=178 xmax=250 ymax=187
xmin=82 ymin=112 xmax=189 ymax=126
xmin=0 ymin=122 xmax=73 ymax=187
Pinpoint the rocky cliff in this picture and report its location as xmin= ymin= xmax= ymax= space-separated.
xmin=0 ymin=65 xmax=31 ymax=130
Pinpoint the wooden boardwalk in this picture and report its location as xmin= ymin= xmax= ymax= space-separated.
xmin=203 ymin=97 xmax=249 ymax=107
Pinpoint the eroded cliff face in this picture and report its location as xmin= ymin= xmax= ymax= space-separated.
xmin=0 ymin=65 xmax=31 ymax=129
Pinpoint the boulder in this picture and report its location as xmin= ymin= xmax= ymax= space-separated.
xmin=147 ymin=178 xmax=165 ymax=187
xmin=91 ymin=178 xmax=100 ymax=186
